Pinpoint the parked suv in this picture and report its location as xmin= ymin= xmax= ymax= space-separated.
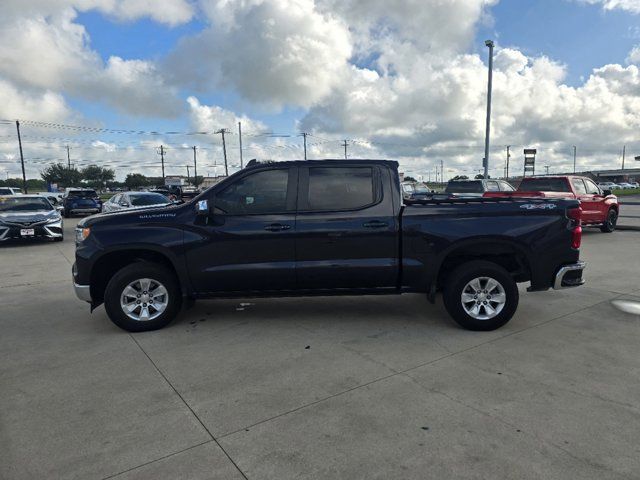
xmin=62 ymin=189 xmax=102 ymax=218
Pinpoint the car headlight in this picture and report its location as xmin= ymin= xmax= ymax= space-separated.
xmin=75 ymin=227 xmax=91 ymax=243
xmin=46 ymin=216 xmax=62 ymax=225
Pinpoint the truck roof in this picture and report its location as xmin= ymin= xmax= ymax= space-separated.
xmin=244 ymin=159 xmax=400 ymax=169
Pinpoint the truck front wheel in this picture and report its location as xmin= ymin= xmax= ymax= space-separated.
xmin=600 ymin=208 xmax=617 ymax=233
xmin=104 ymin=262 xmax=182 ymax=332
xmin=443 ymin=260 xmax=518 ymax=331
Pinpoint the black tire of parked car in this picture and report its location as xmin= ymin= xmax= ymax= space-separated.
xmin=104 ymin=262 xmax=182 ymax=332
xmin=443 ymin=260 xmax=519 ymax=331
xmin=600 ymin=208 xmax=617 ymax=233
xmin=62 ymin=209 xmax=70 ymax=218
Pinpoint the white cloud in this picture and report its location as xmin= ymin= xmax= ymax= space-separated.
xmin=0 ymin=7 xmax=182 ymax=118
xmin=187 ymin=96 xmax=268 ymax=133
xmin=575 ymin=0 xmax=640 ymax=14
xmin=167 ymin=0 xmax=352 ymax=109
xmin=0 ymin=80 xmax=75 ymax=121
xmin=628 ymin=45 xmax=640 ymax=64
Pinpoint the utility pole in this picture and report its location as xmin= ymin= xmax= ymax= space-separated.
xmin=301 ymin=132 xmax=308 ymax=160
xmin=186 ymin=165 xmax=190 ymax=185
xmin=66 ymin=145 xmax=71 ymax=170
xmin=573 ymin=146 xmax=576 ymax=174
xmin=16 ymin=120 xmax=27 ymax=193
xmin=506 ymin=145 xmax=511 ymax=179
xmin=621 ymin=145 xmax=626 ymax=170
xmin=483 ymin=40 xmax=495 ymax=179
xmin=342 ymin=139 xmax=348 ymax=160
xmin=238 ymin=122 xmax=243 ymax=169
xmin=192 ymin=146 xmax=198 ymax=188
xmin=158 ymin=145 xmax=166 ymax=184
xmin=441 ymin=159 xmax=444 ymax=185
xmin=545 ymin=165 xmax=550 ymax=175
xmin=215 ymin=129 xmax=229 ymax=176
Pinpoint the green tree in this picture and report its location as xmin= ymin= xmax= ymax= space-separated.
xmin=404 ymin=176 xmax=417 ymax=182
xmin=81 ymin=165 xmax=115 ymax=189
xmin=41 ymin=163 xmax=82 ymax=188
xmin=125 ymin=173 xmax=150 ymax=189
xmin=451 ymin=175 xmax=469 ymax=181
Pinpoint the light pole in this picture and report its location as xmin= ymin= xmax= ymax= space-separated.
xmin=483 ymin=40 xmax=494 ymax=179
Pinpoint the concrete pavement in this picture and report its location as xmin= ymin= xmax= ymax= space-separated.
xmin=1 ymin=220 xmax=639 ymax=479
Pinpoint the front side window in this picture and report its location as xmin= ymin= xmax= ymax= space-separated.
xmin=486 ymin=181 xmax=500 ymax=192
xmin=500 ymin=182 xmax=515 ymax=191
xmin=307 ymin=167 xmax=375 ymax=211
xmin=571 ymin=179 xmax=587 ymax=195
xmin=584 ymin=179 xmax=600 ymax=195
xmin=216 ymin=169 xmax=289 ymax=215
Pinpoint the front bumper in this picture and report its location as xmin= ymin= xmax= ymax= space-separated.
xmin=553 ymin=261 xmax=586 ymax=289
xmin=68 ymin=208 xmax=101 ymax=215
xmin=0 ymin=221 xmax=63 ymax=241
xmin=73 ymin=281 xmax=92 ymax=302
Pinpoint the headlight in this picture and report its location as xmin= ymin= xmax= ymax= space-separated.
xmin=46 ymin=217 xmax=62 ymax=225
xmin=75 ymin=227 xmax=91 ymax=243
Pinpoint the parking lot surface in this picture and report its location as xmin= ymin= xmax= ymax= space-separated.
xmin=1 ymin=219 xmax=640 ymax=479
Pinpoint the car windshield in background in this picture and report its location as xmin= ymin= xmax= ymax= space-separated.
xmin=0 ymin=197 xmax=53 ymax=212
xmin=518 ymin=178 xmax=570 ymax=192
xmin=445 ymin=181 xmax=483 ymax=193
xmin=68 ymin=190 xmax=97 ymax=198
xmin=413 ymin=185 xmax=430 ymax=194
xmin=129 ymin=193 xmax=170 ymax=206
xmin=0 ymin=188 xmax=13 ymax=195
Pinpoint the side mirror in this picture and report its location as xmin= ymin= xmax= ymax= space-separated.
xmin=603 ymin=189 xmax=612 ymax=196
xmin=56 ymin=205 xmax=64 ymax=212
xmin=196 ymin=199 xmax=209 ymax=216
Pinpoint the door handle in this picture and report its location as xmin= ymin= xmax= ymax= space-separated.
xmin=264 ymin=223 xmax=291 ymax=232
xmin=363 ymin=220 xmax=388 ymax=229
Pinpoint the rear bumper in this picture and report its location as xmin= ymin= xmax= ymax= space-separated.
xmin=553 ymin=261 xmax=586 ymax=289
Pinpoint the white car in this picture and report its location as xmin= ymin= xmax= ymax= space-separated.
xmin=0 ymin=187 xmax=22 ymax=195
xmin=617 ymin=182 xmax=635 ymax=190
xmin=102 ymin=191 xmax=172 ymax=213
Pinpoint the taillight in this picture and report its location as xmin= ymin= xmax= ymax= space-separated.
xmin=567 ymin=207 xmax=582 ymax=249
xmin=571 ymin=226 xmax=582 ymax=249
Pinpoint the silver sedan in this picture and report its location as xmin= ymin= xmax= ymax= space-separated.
xmin=102 ymin=192 xmax=172 ymax=213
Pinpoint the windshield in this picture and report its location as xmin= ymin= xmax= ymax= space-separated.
xmin=0 ymin=188 xmax=13 ymax=195
xmin=413 ymin=185 xmax=430 ymax=194
xmin=518 ymin=178 xmax=570 ymax=192
xmin=0 ymin=197 xmax=53 ymax=212
xmin=445 ymin=181 xmax=483 ymax=193
xmin=129 ymin=193 xmax=170 ymax=206
xmin=68 ymin=190 xmax=97 ymax=198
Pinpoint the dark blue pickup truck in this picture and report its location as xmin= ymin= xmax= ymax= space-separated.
xmin=73 ymin=160 xmax=585 ymax=332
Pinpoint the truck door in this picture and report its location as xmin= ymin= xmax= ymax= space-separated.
xmin=571 ymin=178 xmax=597 ymax=223
xmin=583 ymin=178 xmax=608 ymax=222
xmin=185 ymin=166 xmax=297 ymax=293
xmin=294 ymin=165 xmax=398 ymax=290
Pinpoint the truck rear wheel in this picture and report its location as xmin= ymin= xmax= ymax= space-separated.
xmin=104 ymin=262 xmax=181 ymax=332
xmin=443 ymin=260 xmax=518 ymax=331
xmin=600 ymin=208 xmax=617 ymax=233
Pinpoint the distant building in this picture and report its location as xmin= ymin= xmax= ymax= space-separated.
xmin=200 ymin=176 xmax=228 ymax=188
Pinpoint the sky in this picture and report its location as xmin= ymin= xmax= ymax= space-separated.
xmin=0 ymin=0 xmax=639 ymax=181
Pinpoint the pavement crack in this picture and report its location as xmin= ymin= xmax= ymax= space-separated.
xmin=128 ymin=334 xmax=249 ymax=480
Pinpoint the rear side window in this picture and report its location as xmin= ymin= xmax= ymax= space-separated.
xmin=307 ymin=167 xmax=375 ymax=211
xmin=445 ymin=181 xmax=483 ymax=193
xmin=518 ymin=178 xmax=570 ymax=192
xmin=216 ymin=169 xmax=289 ymax=215
xmin=571 ymin=179 xmax=587 ymax=195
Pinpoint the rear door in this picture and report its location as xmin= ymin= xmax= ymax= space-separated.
xmin=294 ymin=165 xmax=398 ymax=290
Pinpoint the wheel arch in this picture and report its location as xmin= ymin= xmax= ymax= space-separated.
xmin=430 ymin=237 xmax=532 ymax=299
xmin=89 ymin=246 xmax=188 ymax=308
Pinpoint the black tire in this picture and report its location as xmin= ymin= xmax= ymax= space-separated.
xmin=104 ymin=262 xmax=181 ymax=332
xmin=53 ymin=236 xmax=63 ymax=242
xmin=600 ymin=208 xmax=617 ymax=233
xmin=442 ymin=260 xmax=519 ymax=331
xmin=63 ymin=209 xmax=70 ymax=218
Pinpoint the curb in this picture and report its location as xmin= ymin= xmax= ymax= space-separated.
xmin=616 ymin=225 xmax=640 ymax=232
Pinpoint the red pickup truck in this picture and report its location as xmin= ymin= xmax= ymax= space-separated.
xmin=484 ymin=176 xmax=619 ymax=232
